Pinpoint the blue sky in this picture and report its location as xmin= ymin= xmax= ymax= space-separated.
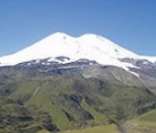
xmin=0 ymin=0 xmax=156 ymax=56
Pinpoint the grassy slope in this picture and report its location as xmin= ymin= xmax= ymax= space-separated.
xmin=1 ymin=65 xmax=156 ymax=133
xmin=62 ymin=124 xmax=118 ymax=133
xmin=123 ymin=109 xmax=156 ymax=133
xmin=7 ymin=75 xmax=156 ymax=131
xmin=81 ymin=99 xmax=108 ymax=123
xmin=12 ymin=78 xmax=72 ymax=130
xmin=60 ymin=110 xmax=156 ymax=133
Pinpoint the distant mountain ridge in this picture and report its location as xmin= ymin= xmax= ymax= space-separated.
xmin=0 ymin=32 xmax=155 ymax=72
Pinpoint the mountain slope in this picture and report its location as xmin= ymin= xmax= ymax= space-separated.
xmin=0 ymin=61 xmax=156 ymax=133
xmin=0 ymin=32 xmax=156 ymax=133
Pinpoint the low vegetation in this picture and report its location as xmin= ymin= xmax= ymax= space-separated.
xmin=0 ymin=64 xmax=156 ymax=133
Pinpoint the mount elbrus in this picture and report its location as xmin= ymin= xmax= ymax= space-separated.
xmin=0 ymin=32 xmax=156 ymax=133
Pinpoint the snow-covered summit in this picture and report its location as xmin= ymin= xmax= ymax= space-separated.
xmin=0 ymin=32 xmax=155 ymax=69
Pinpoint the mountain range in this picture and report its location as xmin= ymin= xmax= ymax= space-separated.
xmin=0 ymin=32 xmax=156 ymax=133
xmin=0 ymin=32 xmax=156 ymax=66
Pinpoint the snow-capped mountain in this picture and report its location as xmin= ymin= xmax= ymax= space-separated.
xmin=0 ymin=32 xmax=156 ymax=71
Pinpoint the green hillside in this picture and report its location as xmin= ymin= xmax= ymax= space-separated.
xmin=0 ymin=65 xmax=156 ymax=133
